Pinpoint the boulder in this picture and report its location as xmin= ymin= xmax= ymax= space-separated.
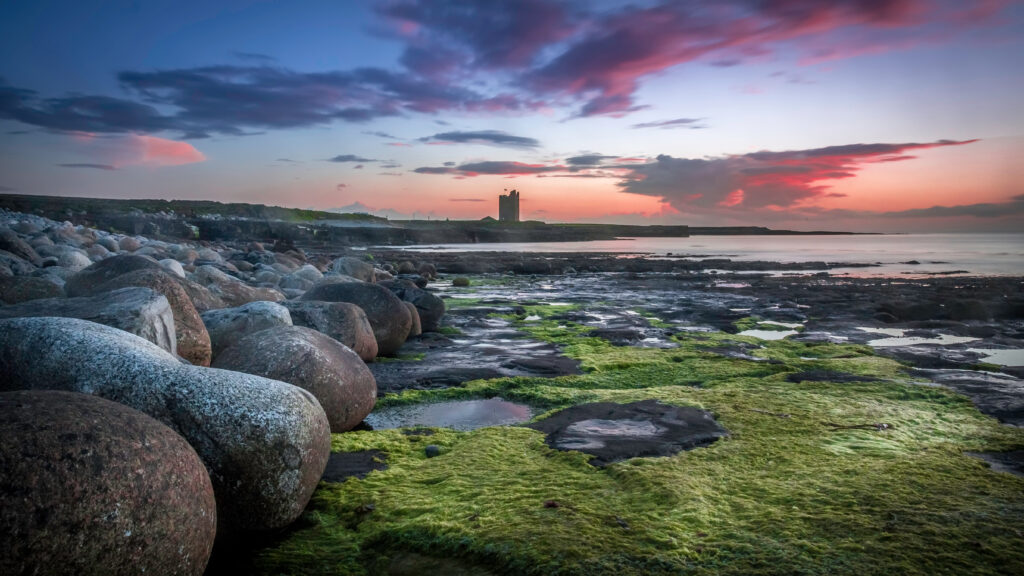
xmin=0 ymin=317 xmax=331 ymax=532
xmin=97 ymin=236 xmax=120 ymax=252
xmin=118 ymin=237 xmax=142 ymax=252
xmin=192 ymin=264 xmax=285 ymax=308
xmin=0 ymin=390 xmax=216 ymax=576
xmin=330 ymin=256 xmax=375 ymax=282
xmin=57 ymin=248 xmax=93 ymax=271
xmin=292 ymin=264 xmax=323 ymax=283
xmin=214 ymin=326 xmax=376 ymax=433
xmin=278 ymin=273 xmax=314 ymax=291
xmin=0 ymin=227 xmax=41 ymax=265
xmin=0 ymin=276 xmax=63 ymax=304
xmin=380 ymin=279 xmax=446 ymax=332
xmin=0 ymin=249 xmax=35 ymax=275
xmin=159 ymin=258 xmax=187 ymax=279
xmin=403 ymin=301 xmax=422 ymax=337
xmin=0 ymin=287 xmax=177 ymax=356
xmin=69 ymin=268 xmax=212 ymax=366
xmin=65 ymin=254 xmax=162 ymax=296
xmin=301 ymin=282 xmax=411 ymax=356
xmin=374 ymin=268 xmax=394 ymax=282
xmin=396 ymin=261 xmax=416 ymax=274
xmin=201 ymin=301 xmax=292 ymax=359
xmin=282 ymin=301 xmax=378 ymax=362
xmin=417 ymin=262 xmax=437 ymax=280
xmin=86 ymin=243 xmax=111 ymax=260
xmin=452 ymin=277 xmax=471 ymax=287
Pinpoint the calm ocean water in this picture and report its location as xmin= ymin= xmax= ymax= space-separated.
xmin=400 ymin=233 xmax=1024 ymax=277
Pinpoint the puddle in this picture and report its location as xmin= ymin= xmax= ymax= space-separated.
xmin=761 ymin=320 xmax=803 ymax=329
xmin=523 ymin=315 xmax=542 ymax=321
xmin=737 ymin=329 xmax=798 ymax=340
xmin=858 ymin=327 xmax=906 ymax=337
xmin=866 ymin=334 xmax=979 ymax=347
xmin=715 ymin=282 xmax=751 ymax=288
xmin=558 ymin=419 xmax=662 ymax=450
xmin=968 ymin=348 xmax=1024 ymax=366
xmin=364 ymin=398 xmax=533 ymax=431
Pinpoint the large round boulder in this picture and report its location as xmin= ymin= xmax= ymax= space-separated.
xmin=330 ymin=256 xmax=375 ymax=282
xmin=380 ymin=279 xmax=447 ymax=332
xmin=191 ymin=264 xmax=285 ymax=308
xmin=0 ymin=227 xmax=42 ymax=265
xmin=201 ymin=301 xmax=292 ymax=359
xmin=73 ymin=268 xmax=212 ymax=366
xmin=0 ymin=276 xmax=63 ymax=304
xmin=301 ymin=282 xmax=411 ymax=356
xmin=0 ymin=317 xmax=330 ymax=532
xmin=403 ymin=301 xmax=422 ymax=337
xmin=0 ymin=390 xmax=216 ymax=575
xmin=0 ymin=287 xmax=177 ymax=356
xmin=214 ymin=326 xmax=377 ymax=433
xmin=282 ymin=301 xmax=378 ymax=362
xmin=64 ymin=254 xmax=162 ymax=296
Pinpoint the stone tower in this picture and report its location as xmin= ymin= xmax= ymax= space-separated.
xmin=498 ymin=189 xmax=520 ymax=222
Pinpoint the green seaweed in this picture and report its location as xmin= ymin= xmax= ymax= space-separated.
xmin=256 ymin=298 xmax=1024 ymax=576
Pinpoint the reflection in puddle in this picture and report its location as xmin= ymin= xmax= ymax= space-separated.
xmin=968 ymin=348 xmax=1024 ymax=366
xmin=738 ymin=329 xmax=798 ymax=340
xmin=858 ymin=327 xmax=906 ymax=337
xmin=557 ymin=419 xmax=663 ymax=450
xmin=364 ymin=398 xmax=533 ymax=431
xmin=761 ymin=320 xmax=803 ymax=329
xmin=867 ymin=334 xmax=979 ymax=347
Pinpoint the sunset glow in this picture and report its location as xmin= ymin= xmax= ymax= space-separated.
xmin=1 ymin=0 xmax=1022 ymax=232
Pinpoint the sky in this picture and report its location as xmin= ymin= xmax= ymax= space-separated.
xmin=0 ymin=0 xmax=1022 ymax=232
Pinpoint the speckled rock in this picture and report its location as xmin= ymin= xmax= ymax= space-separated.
xmin=57 ymin=248 xmax=93 ymax=271
xmin=292 ymin=264 xmax=323 ymax=283
xmin=330 ymin=256 xmax=375 ymax=282
xmin=0 ymin=287 xmax=177 ymax=356
xmin=160 ymin=258 xmax=187 ymax=279
xmin=0 ymin=275 xmax=63 ymax=304
xmin=282 ymin=301 xmax=378 ymax=362
xmin=0 ymin=390 xmax=216 ymax=576
xmin=201 ymin=301 xmax=292 ymax=359
xmin=68 ymin=267 xmax=212 ymax=366
xmin=0 ymin=317 xmax=331 ymax=532
xmin=214 ymin=326 xmax=376 ymax=433
xmin=403 ymin=301 xmax=422 ymax=337
xmin=301 ymin=281 xmax=411 ymax=356
xmin=0 ymin=249 xmax=35 ymax=276
xmin=380 ymin=279 xmax=446 ymax=332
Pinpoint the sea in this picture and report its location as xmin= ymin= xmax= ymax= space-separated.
xmin=396 ymin=233 xmax=1024 ymax=277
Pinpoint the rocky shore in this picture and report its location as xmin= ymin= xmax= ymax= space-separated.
xmin=1 ymin=207 xmax=1022 ymax=575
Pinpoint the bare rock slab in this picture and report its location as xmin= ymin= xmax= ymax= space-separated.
xmin=527 ymin=400 xmax=728 ymax=467
xmin=0 ymin=390 xmax=216 ymax=576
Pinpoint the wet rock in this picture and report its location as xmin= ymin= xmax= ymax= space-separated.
xmin=527 ymin=400 xmax=728 ymax=467
xmin=417 ymin=262 xmax=437 ymax=280
xmin=321 ymin=450 xmax=387 ymax=482
xmin=57 ymin=249 xmax=93 ymax=271
xmin=403 ymin=301 xmax=422 ymax=337
xmin=0 ymin=390 xmax=216 ymax=576
xmin=0 ymin=275 xmax=63 ymax=304
xmin=947 ymin=299 xmax=991 ymax=321
xmin=0 ymin=287 xmax=177 ymax=356
xmin=0 ymin=317 xmax=330 ymax=532
xmin=424 ymin=445 xmax=440 ymax=458
xmin=452 ymin=277 xmax=470 ymax=287
xmin=914 ymin=368 xmax=1024 ymax=426
xmin=379 ymin=279 xmax=446 ymax=332
xmin=71 ymin=268 xmax=212 ymax=366
xmin=0 ymin=249 xmax=36 ymax=275
xmin=65 ymin=254 xmax=161 ymax=296
xmin=192 ymin=264 xmax=285 ymax=308
xmin=201 ymin=301 xmax=292 ymax=359
xmin=214 ymin=326 xmax=376 ymax=433
xmin=330 ymin=256 xmax=375 ymax=282
xmin=160 ymin=258 xmax=186 ymax=279
xmin=501 ymin=356 xmax=581 ymax=376
xmin=283 ymin=301 xmax=379 ymax=362
xmin=967 ymin=450 xmax=1024 ymax=477
xmin=301 ymin=281 xmax=411 ymax=356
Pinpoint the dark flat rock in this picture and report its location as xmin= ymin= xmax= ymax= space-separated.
xmin=321 ymin=450 xmax=387 ymax=483
xmin=967 ymin=450 xmax=1024 ymax=477
xmin=527 ymin=399 xmax=728 ymax=467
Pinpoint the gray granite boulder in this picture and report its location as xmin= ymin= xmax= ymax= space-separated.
xmin=0 ymin=317 xmax=331 ymax=532
xmin=65 ymin=254 xmax=162 ymax=296
xmin=330 ymin=256 xmax=374 ymax=282
xmin=192 ymin=264 xmax=285 ymax=308
xmin=214 ymin=326 xmax=377 ymax=433
xmin=119 ymin=237 xmax=142 ymax=252
xmin=0 ymin=287 xmax=177 ymax=356
xmin=0 ymin=249 xmax=35 ymax=276
xmin=380 ymin=279 xmax=446 ymax=332
xmin=0 ymin=227 xmax=41 ymax=265
xmin=282 ymin=301 xmax=378 ymax=362
xmin=201 ymin=301 xmax=293 ymax=359
xmin=57 ymin=248 xmax=93 ymax=271
xmin=301 ymin=281 xmax=411 ymax=356
xmin=0 ymin=390 xmax=216 ymax=576
xmin=160 ymin=258 xmax=187 ymax=279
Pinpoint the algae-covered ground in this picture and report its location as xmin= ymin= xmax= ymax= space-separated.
xmin=257 ymin=300 xmax=1024 ymax=576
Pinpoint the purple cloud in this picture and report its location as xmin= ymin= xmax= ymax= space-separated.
xmin=57 ymin=163 xmax=117 ymax=170
xmin=419 ymin=130 xmax=540 ymax=148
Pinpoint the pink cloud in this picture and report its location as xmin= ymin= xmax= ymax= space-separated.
xmin=131 ymin=135 xmax=206 ymax=167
